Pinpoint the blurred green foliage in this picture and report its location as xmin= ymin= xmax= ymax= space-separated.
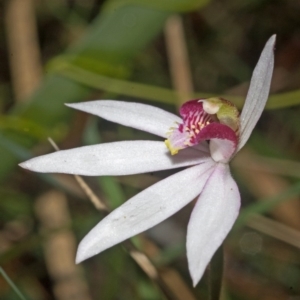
xmin=1 ymin=0 xmax=300 ymax=299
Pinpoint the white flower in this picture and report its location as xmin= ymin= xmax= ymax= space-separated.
xmin=19 ymin=35 xmax=275 ymax=286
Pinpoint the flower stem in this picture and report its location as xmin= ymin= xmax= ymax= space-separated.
xmin=208 ymin=245 xmax=223 ymax=300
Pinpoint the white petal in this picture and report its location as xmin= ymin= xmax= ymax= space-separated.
xmin=19 ymin=141 xmax=211 ymax=176
xmin=187 ymin=163 xmax=240 ymax=286
xmin=66 ymin=100 xmax=182 ymax=138
xmin=238 ymin=35 xmax=275 ymax=151
xmin=76 ymin=161 xmax=216 ymax=263
xmin=210 ymin=138 xmax=236 ymax=163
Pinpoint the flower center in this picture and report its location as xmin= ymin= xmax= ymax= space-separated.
xmin=165 ymin=98 xmax=239 ymax=157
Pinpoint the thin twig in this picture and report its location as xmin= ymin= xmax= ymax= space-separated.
xmin=48 ymin=138 xmax=108 ymax=211
xmin=47 ymin=138 xmax=60 ymax=151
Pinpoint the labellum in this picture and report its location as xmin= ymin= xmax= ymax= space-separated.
xmin=165 ymin=97 xmax=240 ymax=162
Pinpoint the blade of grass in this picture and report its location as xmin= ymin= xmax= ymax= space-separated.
xmin=234 ymin=182 xmax=300 ymax=229
xmin=56 ymin=63 xmax=230 ymax=105
xmin=0 ymin=266 xmax=28 ymax=300
xmin=265 ymin=89 xmax=300 ymax=109
xmin=57 ymin=63 xmax=300 ymax=109
xmin=104 ymin=0 xmax=210 ymax=13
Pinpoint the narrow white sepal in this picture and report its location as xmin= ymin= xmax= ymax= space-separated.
xmin=238 ymin=35 xmax=276 ymax=151
xmin=66 ymin=100 xmax=182 ymax=138
xmin=76 ymin=161 xmax=216 ymax=263
xmin=187 ymin=163 xmax=240 ymax=286
xmin=19 ymin=141 xmax=211 ymax=176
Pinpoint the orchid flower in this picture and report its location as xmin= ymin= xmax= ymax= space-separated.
xmin=20 ymin=35 xmax=275 ymax=286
